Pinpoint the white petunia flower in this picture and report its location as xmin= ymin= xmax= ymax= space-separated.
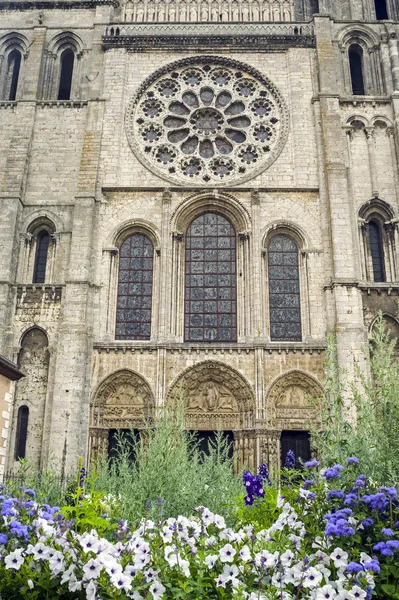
xmin=330 ymin=548 xmax=349 ymax=569
xmin=86 ymin=579 xmax=97 ymax=600
xmin=303 ymin=566 xmax=323 ymax=588
xmin=83 ymin=558 xmax=102 ymax=580
xmin=316 ymin=585 xmax=337 ymax=599
xmin=280 ymin=549 xmax=294 ymax=566
xmin=110 ymin=572 xmax=133 ymax=590
xmin=4 ymin=549 xmax=24 ymax=570
xmin=219 ymin=543 xmax=236 ymax=563
xmin=238 ymin=545 xmax=251 ymax=562
xmin=204 ymin=554 xmax=218 ymax=568
xmin=149 ymin=581 xmax=166 ymax=600
xmin=335 ymin=592 xmax=355 ymax=600
xmin=349 ymin=587 xmax=366 ymax=599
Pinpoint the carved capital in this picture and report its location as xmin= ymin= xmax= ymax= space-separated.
xmin=172 ymin=231 xmax=184 ymax=242
xmin=251 ymin=189 xmax=260 ymax=205
xmin=50 ymin=232 xmax=61 ymax=245
xmin=365 ymin=126 xmax=375 ymax=140
xmin=162 ymin=188 xmax=172 ymax=203
xmin=238 ymin=231 xmax=250 ymax=242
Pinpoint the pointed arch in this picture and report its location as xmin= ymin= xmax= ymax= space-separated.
xmin=166 ymin=360 xmax=255 ymax=429
xmin=358 ymin=198 xmax=396 ymax=283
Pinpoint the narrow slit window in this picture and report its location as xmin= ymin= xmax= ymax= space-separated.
xmin=15 ymin=406 xmax=29 ymax=460
xmin=6 ymin=49 xmax=21 ymax=101
xmin=375 ymin=0 xmax=388 ymax=19
xmin=369 ymin=221 xmax=385 ymax=282
xmin=268 ymin=234 xmax=302 ymax=341
xmin=58 ymin=49 xmax=74 ymax=101
xmin=115 ymin=234 xmax=154 ymax=340
xmin=349 ymin=44 xmax=365 ymax=95
xmin=184 ymin=213 xmax=237 ymax=343
xmin=33 ymin=231 xmax=50 ymax=284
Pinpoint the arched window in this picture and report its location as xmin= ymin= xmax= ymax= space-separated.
xmin=375 ymin=0 xmax=388 ymax=19
xmin=6 ymin=49 xmax=21 ymax=101
xmin=268 ymin=235 xmax=301 ymax=342
xmin=349 ymin=44 xmax=365 ymax=95
xmin=115 ymin=233 xmax=154 ymax=340
xmin=369 ymin=221 xmax=385 ymax=282
xmin=15 ymin=405 xmax=29 ymax=460
xmin=58 ymin=49 xmax=74 ymax=100
xmin=33 ymin=230 xmax=50 ymax=284
xmin=185 ymin=213 xmax=237 ymax=343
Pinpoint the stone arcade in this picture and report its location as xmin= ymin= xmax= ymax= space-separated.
xmin=1 ymin=0 xmax=399 ymax=478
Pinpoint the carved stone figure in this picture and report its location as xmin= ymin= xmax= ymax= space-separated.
xmin=266 ymin=371 xmax=323 ymax=429
xmin=91 ymin=370 xmax=154 ymax=430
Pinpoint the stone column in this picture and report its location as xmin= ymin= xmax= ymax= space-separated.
xmin=314 ymin=16 xmax=368 ymax=409
xmin=47 ymin=101 xmax=105 ymax=476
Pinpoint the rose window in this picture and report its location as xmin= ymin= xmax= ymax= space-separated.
xmin=126 ymin=57 xmax=288 ymax=186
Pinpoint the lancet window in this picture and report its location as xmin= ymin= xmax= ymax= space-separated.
xmin=184 ymin=213 xmax=237 ymax=343
xmin=268 ymin=234 xmax=302 ymax=342
xmin=115 ymin=234 xmax=154 ymax=340
xmin=15 ymin=406 xmax=29 ymax=460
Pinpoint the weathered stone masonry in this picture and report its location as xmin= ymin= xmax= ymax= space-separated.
xmin=1 ymin=0 xmax=399 ymax=477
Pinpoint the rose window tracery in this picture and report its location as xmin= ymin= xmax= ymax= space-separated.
xmin=126 ymin=57 xmax=288 ymax=186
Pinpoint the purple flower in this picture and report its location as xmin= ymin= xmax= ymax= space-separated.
xmin=23 ymin=489 xmax=36 ymax=497
xmin=386 ymin=540 xmax=399 ymax=551
xmin=323 ymin=468 xmax=341 ymax=480
xmin=362 ymin=517 xmax=373 ymax=528
xmin=328 ymin=489 xmax=345 ymax=501
xmin=244 ymin=495 xmax=254 ymax=506
xmin=347 ymin=457 xmax=360 ymax=466
xmin=381 ymin=528 xmax=394 ymax=537
xmin=284 ymin=450 xmax=296 ymax=470
xmin=344 ymin=493 xmax=358 ymax=507
xmin=347 ymin=562 xmax=363 ymax=573
xmin=364 ymin=560 xmax=380 ymax=574
xmin=302 ymin=480 xmax=314 ymax=490
xmin=0 ymin=533 xmax=8 ymax=545
xmin=304 ymin=460 xmax=319 ymax=468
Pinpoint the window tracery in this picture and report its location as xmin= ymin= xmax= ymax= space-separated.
xmin=20 ymin=219 xmax=57 ymax=285
xmin=184 ymin=213 xmax=237 ymax=343
xmin=126 ymin=56 xmax=288 ymax=186
xmin=339 ymin=28 xmax=383 ymax=96
xmin=358 ymin=199 xmax=397 ymax=283
xmin=0 ymin=33 xmax=28 ymax=101
xmin=267 ymin=234 xmax=302 ymax=341
xmin=115 ymin=233 xmax=154 ymax=340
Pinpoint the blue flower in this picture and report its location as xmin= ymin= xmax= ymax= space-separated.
xmin=386 ymin=540 xmax=399 ymax=551
xmin=381 ymin=528 xmax=394 ymax=537
xmin=328 ymin=489 xmax=345 ymax=501
xmin=347 ymin=562 xmax=363 ymax=573
xmin=0 ymin=533 xmax=8 ymax=545
xmin=347 ymin=457 xmax=360 ymax=466
xmin=284 ymin=450 xmax=296 ymax=470
xmin=362 ymin=517 xmax=373 ymax=528
xmin=364 ymin=560 xmax=380 ymax=574
xmin=304 ymin=460 xmax=319 ymax=468
xmin=23 ymin=489 xmax=36 ymax=497
xmin=322 ymin=467 xmax=341 ymax=480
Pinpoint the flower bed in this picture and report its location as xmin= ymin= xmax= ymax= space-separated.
xmin=0 ymin=471 xmax=383 ymax=600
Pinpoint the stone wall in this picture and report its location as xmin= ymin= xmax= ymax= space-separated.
xmin=0 ymin=0 xmax=399 ymax=474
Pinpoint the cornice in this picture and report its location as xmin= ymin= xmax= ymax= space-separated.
xmin=0 ymin=0 xmax=117 ymax=10
xmin=102 ymin=22 xmax=315 ymax=51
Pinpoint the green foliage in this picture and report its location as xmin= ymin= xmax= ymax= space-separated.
xmin=310 ymin=313 xmax=399 ymax=486
xmin=60 ymin=460 xmax=117 ymax=535
xmin=3 ymin=459 xmax=67 ymax=506
xmin=92 ymin=397 xmax=242 ymax=524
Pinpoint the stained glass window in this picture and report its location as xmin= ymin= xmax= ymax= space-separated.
xmin=369 ymin=221 xmax=385 ymax=283
xmin=6 ymin=49 xmax=21 ymax=101
xmin=268 ymin=234 xmax=302 ymax=341
xmin=185 ymin=213 xmax=237 ymax=343
xmin=33 ymin=230 xmax=50 ymax=284
xmin=116 ymin=234 xmax=154 ymax=340
xmin=15 ymin=405 xmax=29 ymax=460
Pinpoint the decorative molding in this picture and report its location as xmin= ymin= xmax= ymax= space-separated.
xmin=0 ymin=0 xmax=117 ymax=10
xmin=103 ymin=23 xmax=315 ymax=51
xmin=125 ymin=55 xmax=289 ymax=187
xmin=119 ymin=0 xmax=296 ymax=24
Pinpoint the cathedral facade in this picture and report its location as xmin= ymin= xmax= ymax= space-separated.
xmin=1 ymin=0 xmax=399 ymax=478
